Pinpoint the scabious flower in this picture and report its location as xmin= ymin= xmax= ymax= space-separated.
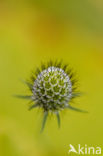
xmin=16 ymin=61 xmax=87 ymax=132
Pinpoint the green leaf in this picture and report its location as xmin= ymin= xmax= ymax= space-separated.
xmin=29 ymin=103 xmax=39 ymax=110
xmin=56 ymin=112 xmax=61 ymax=128
xmin=67 ymin=105 xmax=88 ymax=113
xmin=40 ymin=111 xmax=48 ymax=133
xmin=13 ymin=95 xmax=32 ymax=100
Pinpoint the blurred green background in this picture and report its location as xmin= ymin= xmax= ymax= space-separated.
xmin=0 ymin=0 xmax=103 ymax=156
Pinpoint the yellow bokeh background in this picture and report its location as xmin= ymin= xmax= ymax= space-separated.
xmin=0 ymin=1 xmax=103 ymax=156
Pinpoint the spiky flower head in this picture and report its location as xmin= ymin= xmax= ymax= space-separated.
xmin=33 ymin=66 xmax=72 ymax=111
xmin=16 ymin=61 xmax=87 ymax=132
